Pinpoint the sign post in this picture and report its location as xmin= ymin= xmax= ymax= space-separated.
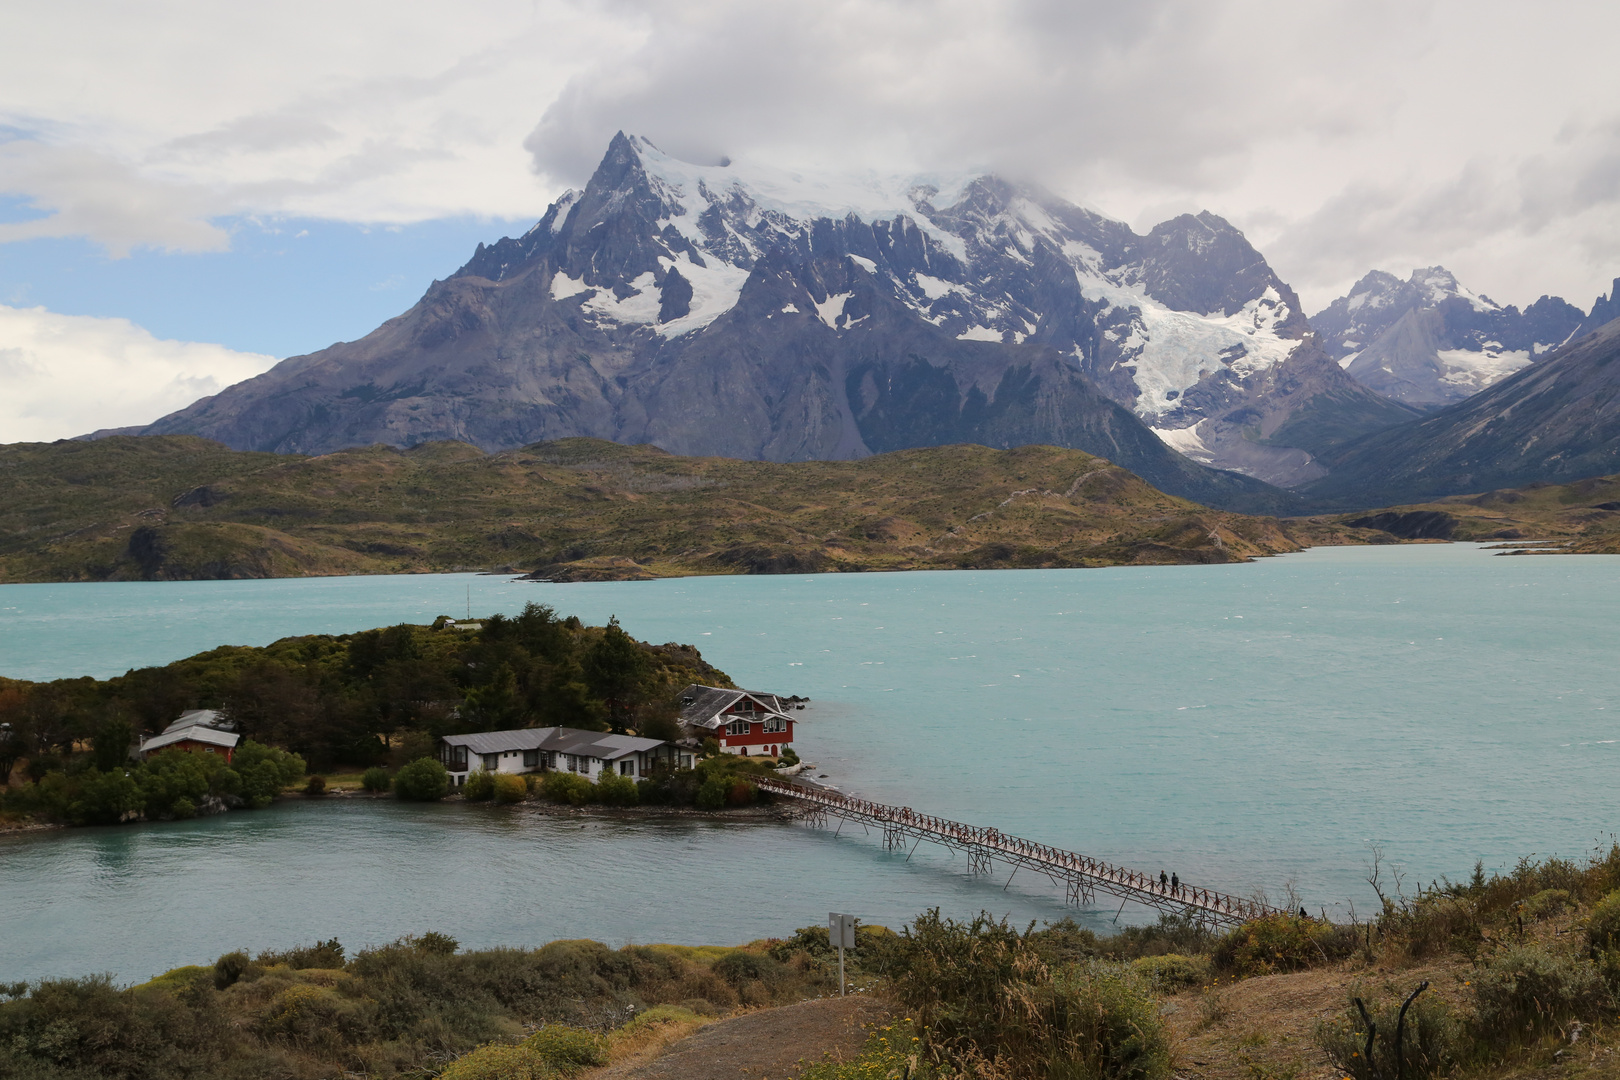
xmin=829 ymin=912 xmax=857 ymax=996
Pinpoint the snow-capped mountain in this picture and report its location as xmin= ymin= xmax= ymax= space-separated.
xmin=136 ymin=133 xmax=1408 ymax=497
xmin=1311 ymin=267 xmax=1587 ymax=409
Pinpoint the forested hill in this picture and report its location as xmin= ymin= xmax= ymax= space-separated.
xmin=1 ymin=436 xmax=1345 ymax=583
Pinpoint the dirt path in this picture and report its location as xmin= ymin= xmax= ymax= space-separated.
xmin=592 ymin=995 xmax=891 ymax=1080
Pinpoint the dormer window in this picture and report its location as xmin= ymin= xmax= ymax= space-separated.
xmin=726 ymin=718 xmax=750 ymax=735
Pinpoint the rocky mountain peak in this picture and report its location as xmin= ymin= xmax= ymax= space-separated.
xmin=133 ymin=132 xmax=1413 ymax=494
xmin=1576 ymin=277 xmax=1620 ymax=338
xmin=1313 ymin=264 xmax=1587 ymax=410
xmin=1127 ymin=211 xmax=1305 ymax=328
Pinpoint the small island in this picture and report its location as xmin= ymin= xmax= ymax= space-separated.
xmin=0 ymin=604 xmax=803 ymax=828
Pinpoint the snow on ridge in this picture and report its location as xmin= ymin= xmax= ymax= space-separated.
xmin=629 ymin=135 xmax=983 ymax=261
xmin=912 ymin=273 xmax=959 ymax=300
xmin=550 ymin=271 xmax=590 ymax=300
xmin=1435 ymin=346 xmax=1531 ymax=392
xmin=814 ymin=291 xmax=852 ymax=330
xmin=560 ymin=252 xmax=750 ymax=339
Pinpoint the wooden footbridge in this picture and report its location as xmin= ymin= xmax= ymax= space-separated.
xmin=757 ymin=776 xmax=1281 ymax=927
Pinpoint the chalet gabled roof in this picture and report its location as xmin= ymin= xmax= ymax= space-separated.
xmin=677 ymin=685 xmax=745 ymax=725
xmin=675 ymin=684 xmax=792 ymax=731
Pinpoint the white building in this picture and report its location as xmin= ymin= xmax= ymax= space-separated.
xmin=436 ymin=727 xmax=688 ymax=788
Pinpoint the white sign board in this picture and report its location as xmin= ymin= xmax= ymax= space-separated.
xmin=829 ymin=912 xmax=857 ymax=949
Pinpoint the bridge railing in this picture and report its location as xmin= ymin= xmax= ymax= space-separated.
xmin=757 ymin=775 xmax=1278 ymax=922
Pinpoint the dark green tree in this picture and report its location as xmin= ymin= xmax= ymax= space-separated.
xmin=581 ymin=618 xmax=650 ymax=732
xmin=92 ymin=717 xmax=134 ymax=772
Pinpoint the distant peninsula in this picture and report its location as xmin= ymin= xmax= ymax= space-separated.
xmin=0 ymin=436 xmax=1369 ymax=583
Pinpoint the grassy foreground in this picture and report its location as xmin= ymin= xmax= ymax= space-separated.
xmin=6 ymin=844 xmax=1620 ymax=1080
xmin=0 ymin=436 xmax=1357 ymax=583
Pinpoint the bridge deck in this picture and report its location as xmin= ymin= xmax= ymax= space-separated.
xmin=757 ymin=776 xmax=1280 ymax=926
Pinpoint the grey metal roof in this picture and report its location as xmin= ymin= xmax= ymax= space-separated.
xmin=440 ymin=727 xmax=668 ymax=763
xmin=140 ymin=727 xmax=240 ymax=754
xmin=676 ymin=684 xmax=790 ymax=731
xmin=164 ymin=709 xmax=234 ymax=734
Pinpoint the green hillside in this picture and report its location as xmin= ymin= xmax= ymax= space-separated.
xmin=0 ymin=436 xmax=1353 ymax=583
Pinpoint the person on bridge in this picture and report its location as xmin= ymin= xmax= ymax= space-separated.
xmin=1159 ymin=871 xmax=1168 ymax=890
xmin=1171 ymin=873 xmax=1179 ymax=894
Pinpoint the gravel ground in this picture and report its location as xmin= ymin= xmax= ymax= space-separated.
xmin=592 ymin=995 xmax=891 ymax=1080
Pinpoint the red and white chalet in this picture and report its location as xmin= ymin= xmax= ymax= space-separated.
xmin=677 ymin=684 xmax=798 ymax=757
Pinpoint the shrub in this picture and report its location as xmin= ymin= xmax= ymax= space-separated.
xmin=414 ymin=931 xmax=459 ymax=955
xmin=1587 ymin=889 xmax=1620 ymax=955
xmin=393 ymin=757 xmax=450 ymax=801
xmin=0 ymin=973 xmax=230 ymax=1078
xmin=695 ymin=776 xmax=728 ymax=810
xmin=257 ymin=938 xmax=345 ymax=969
xmin=1522 ymin=888 xmax=1573 ymax=921
xmin=303 ymin=775 xmax=326 ymax=797
xmin=889 ymin=910 xmax=1169 ymax=1078
xmin=1054 ymin=962 xmax=1172 ymax=1080
xmin=726 ymin=778 xmax=757 ymax=806
xmin=1315 ymin=985 xmax=1464 ymax=1080
xmin=170 ymin=797 xmax=197 ymax=819
xmin=440 ymin=1041 xmax=553 ymax=1080
xmin=360 ymin=766 xmax=391 ymax=793
xmin=1392 ymin=894 xmax=1485 ymax=959
xmin=439 ymin=1027 xmax=604 ymax=1080
xmin=712 ymin=950 xmax=785 ymax=988
xmin=778 ymin=746 xmax=800 ymax=766
xmin=1211 ymin=914 xmax=1351 ymax=976
xmin=256 ymin=983 xmax=366 ymax=1052
xmin=214 ymin=950 xmax=254 ymax=989
xmin=1102 ymin=913 xmax=1212 ymax=960
xmin=492 ymin=773 xmax=528 ymax=804
xmin=594 ymin=769 xmax=638 ymax=806
xmin=1129 ymin=953 xmax=1208 ymax=990
xmin=463 ymin=768 xmax=495 ymax=801
xmin=524 ymin=1024 xmax=606 ymax=1073
xmin=1470 ymin=945 xmax=1612 ymax=1049
xmin=543 ymin=771 xmax=593 ymax=805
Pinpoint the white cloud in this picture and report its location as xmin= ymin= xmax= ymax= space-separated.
xmin=0 ymin=305 xmax=276 ymax=443
xmin=0 ymin=0 xmax=1617 ymax=309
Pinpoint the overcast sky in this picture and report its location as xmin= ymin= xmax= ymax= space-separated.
xmin=3 ymin=0 xmax=1618 ymax=441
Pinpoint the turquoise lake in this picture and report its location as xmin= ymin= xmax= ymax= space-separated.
xmin=3 ymin=543 xmax=1619 ymax=984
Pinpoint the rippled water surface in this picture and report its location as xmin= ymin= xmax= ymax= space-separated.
xmin=4 ymin=544 xmax=1619 ymax=983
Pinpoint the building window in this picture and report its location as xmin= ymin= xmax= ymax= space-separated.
xmin=619 ymin=760 xmax=633 ymax=776
xmin=449 ymin=745 xmax=468 ymax=771
xmin=482 ymin=753 xmax=499 ymax=771
xmin=523 ymin=749 xmax=539 ymax=768
xmin=763 ymin=715 xmax=787 ymax=733
xmin=680 ymin=754 xmax=693 ymax=769
xmin=726 ymin=718 xmax=750 ymax=736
